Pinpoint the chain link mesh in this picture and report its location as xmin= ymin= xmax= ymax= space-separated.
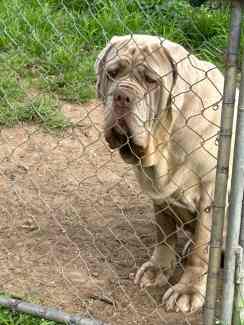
xmin=0 ymin=1 xmax=232 ymax=324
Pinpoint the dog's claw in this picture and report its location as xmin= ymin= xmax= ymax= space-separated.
xmin=162 ymin=268 xmax=206 ymax=313
xmin=134 ymin=261 xmax=170 ymax=288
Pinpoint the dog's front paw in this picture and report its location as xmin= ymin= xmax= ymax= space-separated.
xmin=162 ymin=266 xmax=207 ymax=313
xmin=133 ymin=260 xmax=173 ymax=289
xmin=133 ymin=245 xmax=176 ymax=288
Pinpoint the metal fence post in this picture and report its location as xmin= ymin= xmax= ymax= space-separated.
xmin=203 ymin=1 xmax=242 ymax=324
xmin=232 ymin=193 xmax=244 ymax=324
xmin=221 ymin=9 xmax=244 ymax=322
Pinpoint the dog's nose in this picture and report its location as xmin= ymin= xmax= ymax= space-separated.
xmin=113 ymin=89 xmax=132 ymax=108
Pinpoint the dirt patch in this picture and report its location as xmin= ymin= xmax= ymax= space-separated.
xmin=0 ymin=100 xmax=204 ymax=324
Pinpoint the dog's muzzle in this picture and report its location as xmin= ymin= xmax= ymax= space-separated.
xmin=105 ymin=83 xmax=151 ymax=164
xmin=105 ymin=123 xmax=146 ymax=164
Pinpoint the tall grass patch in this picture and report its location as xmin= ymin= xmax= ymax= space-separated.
xmin=0 ymin=0 xmax=236 ymax=129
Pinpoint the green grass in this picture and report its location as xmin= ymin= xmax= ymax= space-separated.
xmin=0 ymin=0 xmax=235 ymax=130
xmin=0 ymin=71 xmax=71 ymax=131
xmin=0 ymin=307 xmax=59 ymax=325
xmin=0 ymin=0 xmax=235 ymax=129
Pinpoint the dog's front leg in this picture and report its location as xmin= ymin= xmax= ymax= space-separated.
xmin=134 ymin=204 xmax=177 ymax=288
xmin=162 ymin=186 xmax=212 ymax=313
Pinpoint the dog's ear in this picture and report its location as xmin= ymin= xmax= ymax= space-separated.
xmin=95 ymin=42 xmax=113 ymax=100
xmin=161 ymin=39 xmax=189 ymax=65
xmin=161 ymin=39 xmax=209 ymax=110
xmin=95 ymin=36 xmax=128 ymax=100
xmin=142 ymin=40 xmax=195 ymax=168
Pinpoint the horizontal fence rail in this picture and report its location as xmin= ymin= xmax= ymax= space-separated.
xmin=0 ymin=296 xmax=109 ymax=325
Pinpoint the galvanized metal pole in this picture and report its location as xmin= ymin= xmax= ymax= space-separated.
xmin=203 ymin=1 xmax=242 ymax=324
xmin=0 ymin=295 xmax=109 ymax=325
xmin=233 ymin=193 xmax=244 ymax=325
xmin=221 ymin=19 xmax=244 ymax=322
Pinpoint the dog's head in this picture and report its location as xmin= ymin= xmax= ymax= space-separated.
xmin=95 ymin=35 xmax=201 ymax=166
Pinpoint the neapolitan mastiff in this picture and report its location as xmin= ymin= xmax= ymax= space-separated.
xmin=95 ymin=35 xmax=234 ymax=313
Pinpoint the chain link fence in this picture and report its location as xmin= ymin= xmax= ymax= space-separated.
xmin=0 ymin=1 xmax=243 ymax=325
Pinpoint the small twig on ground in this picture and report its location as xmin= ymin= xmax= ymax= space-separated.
xmin=88 ymin=294 xmax=116 ymax=307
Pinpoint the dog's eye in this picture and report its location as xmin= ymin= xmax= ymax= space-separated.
xmin=107 ymin=69 xmax=119 ymax=80
xmin=144 ymin=74 xmax=157 ymax=84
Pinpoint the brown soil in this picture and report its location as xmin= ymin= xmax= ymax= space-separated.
xmin=0 ymin=100 xmax=204 ymax=324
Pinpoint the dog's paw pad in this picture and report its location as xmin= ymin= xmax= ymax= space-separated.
xmin=162 ymin=284 xmax=204 ymax=313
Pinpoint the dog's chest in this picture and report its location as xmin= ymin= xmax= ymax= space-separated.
xmin=134 ymin=164 xmax=200 ymax=221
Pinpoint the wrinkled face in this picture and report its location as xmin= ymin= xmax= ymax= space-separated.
xmin=96 ymin=36 xmax=174 ymax=164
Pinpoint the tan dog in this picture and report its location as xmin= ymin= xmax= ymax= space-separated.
xmin=95 ymin=35 xmax=225 ymax=313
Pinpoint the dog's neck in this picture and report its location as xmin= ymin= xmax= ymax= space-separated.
xmin=141 ymin=102 xmax=179 ymax=168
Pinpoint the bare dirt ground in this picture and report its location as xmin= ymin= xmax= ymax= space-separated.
xmin=0 ymin=100 xmax=205 ymax=324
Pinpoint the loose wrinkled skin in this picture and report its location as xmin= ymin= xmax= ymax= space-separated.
xmin=95 ymin=35 xmax=232 ymax=313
